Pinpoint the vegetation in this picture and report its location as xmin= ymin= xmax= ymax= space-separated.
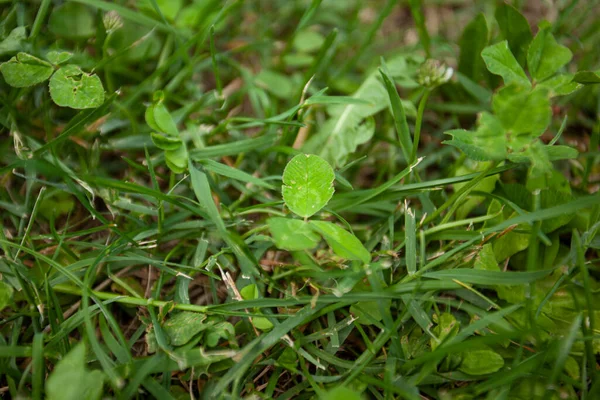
xmin=1 ymin=0 xmax=600 ymax=399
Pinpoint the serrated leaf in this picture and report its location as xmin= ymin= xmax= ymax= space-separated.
xmin=481 ymin=41 xmax=530 ymax=87
xmin=444 ymin=112 xmax=506 ymax=161
xmin=151 ymin=132 xmax=182 ymax=151
xmin=46 ymin=343 xmax=104 ymax=400
xmin=309 ymin=221 xmax=371 ymax=263
xmin=282 ymin=154 xmax=335 ymax=218
xmin=49 ymin=64 xmax=105 ymax=109
xmin=459 ymin=348 xmax=504 ymax=375
xmin=537 ymin=74 xmax=581 ymax=97
xmin=572 ymin=70 xmax=600 ymax=84
xmin=0 ymin=280 xmax=13 ymax=311
xmin=46 ymin=51 xmax=73 ymax=65
xmin=495 ymin=3 xmax=532 ymax=66
xmin=0 ymin=52 xmax=53 ymax=88
xmin=527 ymin=27 xmax=572 ymax=82
xmin=492 ymin=85 xmax=550 ymax=138
xmin=162 ymin=312 xmax=209 ymax=346
xmin=268 ymin=217 xmax=320 ymax=251
xmin=458 ymin=13 xmax=488 ymax=82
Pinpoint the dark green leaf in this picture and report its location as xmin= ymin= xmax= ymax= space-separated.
xmin=572 ymin=70 xmax=600 ymax=84
xmin=495 ymin=3 xmax=532 ymax=66
xmin=458 ymin=13 xmax=488 ymax=82
xmin=459 ymin=348 xmax=504 ymax=375
xmin=49 ymin=3 xmax=95 ymax=39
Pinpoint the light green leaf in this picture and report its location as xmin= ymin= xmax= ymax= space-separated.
xmin=458 ymin=13 xmax=488 ymax=82
xmin=46 ymin=51 xmax=73 ymax=65
xmin=572 ymin=70 xmax=600 ymax=84
xmin=444 ymin=112 xmax=506 ymax=161
xmin=165 ymin=145 xmax=188 ymax=174
xmin=0 ymin=280 xmax=13 ymax=311
xmin=474 ymin=244 xmax=500 ymax=271
xmin=537 ymin=74 xmax=581 ymax=97
xmin=459 ymin=348 xmax=504 ymax=375
xmin=205 ymin=321 xmax=235 ymax=347
xmin=492 ymin=85 xmax=550 ymax=138
xmin=149 ymin=94 xmax=179 ymax=136
xmin=321 ymin=386 xmax=363 ymax=400
xmin=527 ymin=27 xmax=572 ymax=82
xmin=0 ymin=52 xmax=53 ymax=88
xmin=495 ymin=3 xmax=532 ymax=66
xmin=162 ymin=312 xmax=209 ymax=346
xmin=481 ymin=41 xmax=530 ymax=87
xmin=0 ymin=27 xmax=27 ymax=56
xmin=268 ymin=217 xmax=320 ymax=251
xmin=49 ymin=65 xmax=105 ymax=109
xmin=293 ymin=30 xmax=325 ymax=53
xmin=508 ymin=143 xmax=578 ymax=163
xmin=282 ymin=154 xmax=335 ymax=218
xmin=240 ymin=284 xmax=259 ymax=300
xmin=252 ymin=316 xmax=274 ymax=331
xmin=304 ymin=55 xmax=417 ymax=166
xmin=255 ymin=69 xmax=294 ymax=99
xmin=48 ymin=3 xmax=95 ymax=39
xmin=350 ymin=300 xmax=391 ymax=325
xmin=309 ymin=221 xmax=371 ymax=263
xmin=151 ymin=132 xmax=182 ymax=151
xmin=46 ymin=343 xmax=104 ymax=400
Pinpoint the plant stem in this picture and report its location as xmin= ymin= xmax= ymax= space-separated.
xmin=409 ymin=89 xmax=431 ymax=166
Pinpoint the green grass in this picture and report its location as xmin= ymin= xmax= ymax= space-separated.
xmin=1 ymin=1 xmax=600 ymax=399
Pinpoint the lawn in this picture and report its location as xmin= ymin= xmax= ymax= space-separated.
xmin=1 ymin=0 xmax=600 ymax=399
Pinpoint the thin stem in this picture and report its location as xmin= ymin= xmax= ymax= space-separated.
xmin=409 ymin=89 xmax=431 ymax=166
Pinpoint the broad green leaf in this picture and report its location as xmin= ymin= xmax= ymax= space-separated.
xmin=444 ymin=112 xmax=506 ymax=161
xmin=495 ymin=3 xmax=532 ymax=66
xmin=508 ymin=144 xmax=578 ymax=163
xmin=540 ymin=190 xmax=575 ymax=233
xmin=572 ymin=70 xmax=600 ymax=84
xmin=150 ymin=95 xmax=179 ymax=136
xmin=165 ymin=145 xmax=188 ymax=173
xmin=453 ymin=161 xmax=500 ymax=219
xmin=493 ymin=229 xmax=530 ymax=262
xmin=459 ymin=348 xmax=504 ymax=375
xmin=309 ymin=221 xmax=371 ymax=263
xmin=431 ymin=313 xmax=459 ymax=350
xmin=527 ymin=27 xmax=572 ymax=82
xmin=0 ymin=280 xmax=13 ymax=311
xmin=0 ymin=52 xmax=53 ymax=88
xmin=458 ymin=13 xmax=488 ymax=82
xmin=0 ymin=27 xmax=27 ymax=56
xmin=282 ymin=154 xmax=335 ymax=218
xmin=49 ymin=65 xmax=105 ymax=109
xmin=46 ymin=343 xmax=104 ymax=400
xmin=162 ymin=312 xmax=209 ymax=346
xmin=321 ymin=386 xmax=363 ymax=400
xmin=268 ymin=217 xmax=320 ymax=251
xmin=46 ymin=51 xmax=73 ymax=65
xmin=481 ymin=41 xmax=530 ymax=87
xmin=150 ymin=132 xmax=182 ymax=151
xmin=138 ymin=0 xmax=183 ymax=21
xmin=252 ymin=316 xmax=274 ymax=331
xmin=474 ymin=244 xmax=499 ymax=271
xmin=48 ymin=3 xmax=95 ymax=39
xmin=537 ymin=74 xmax=581 ymax=97
xmin=205 ymin=321 xmax=235 ymax=347
xmin=240 ymin=284 xmax=258 ymax=300
xmin=293 ymin=30 xmax=325 ymax=53
xmin=303 ymin=55 xmax=418 ymax=166
xmin=492 ymin=85 xmax=550 ymax=138
xmin=255 ymin=69 xmax=294 ymax=99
